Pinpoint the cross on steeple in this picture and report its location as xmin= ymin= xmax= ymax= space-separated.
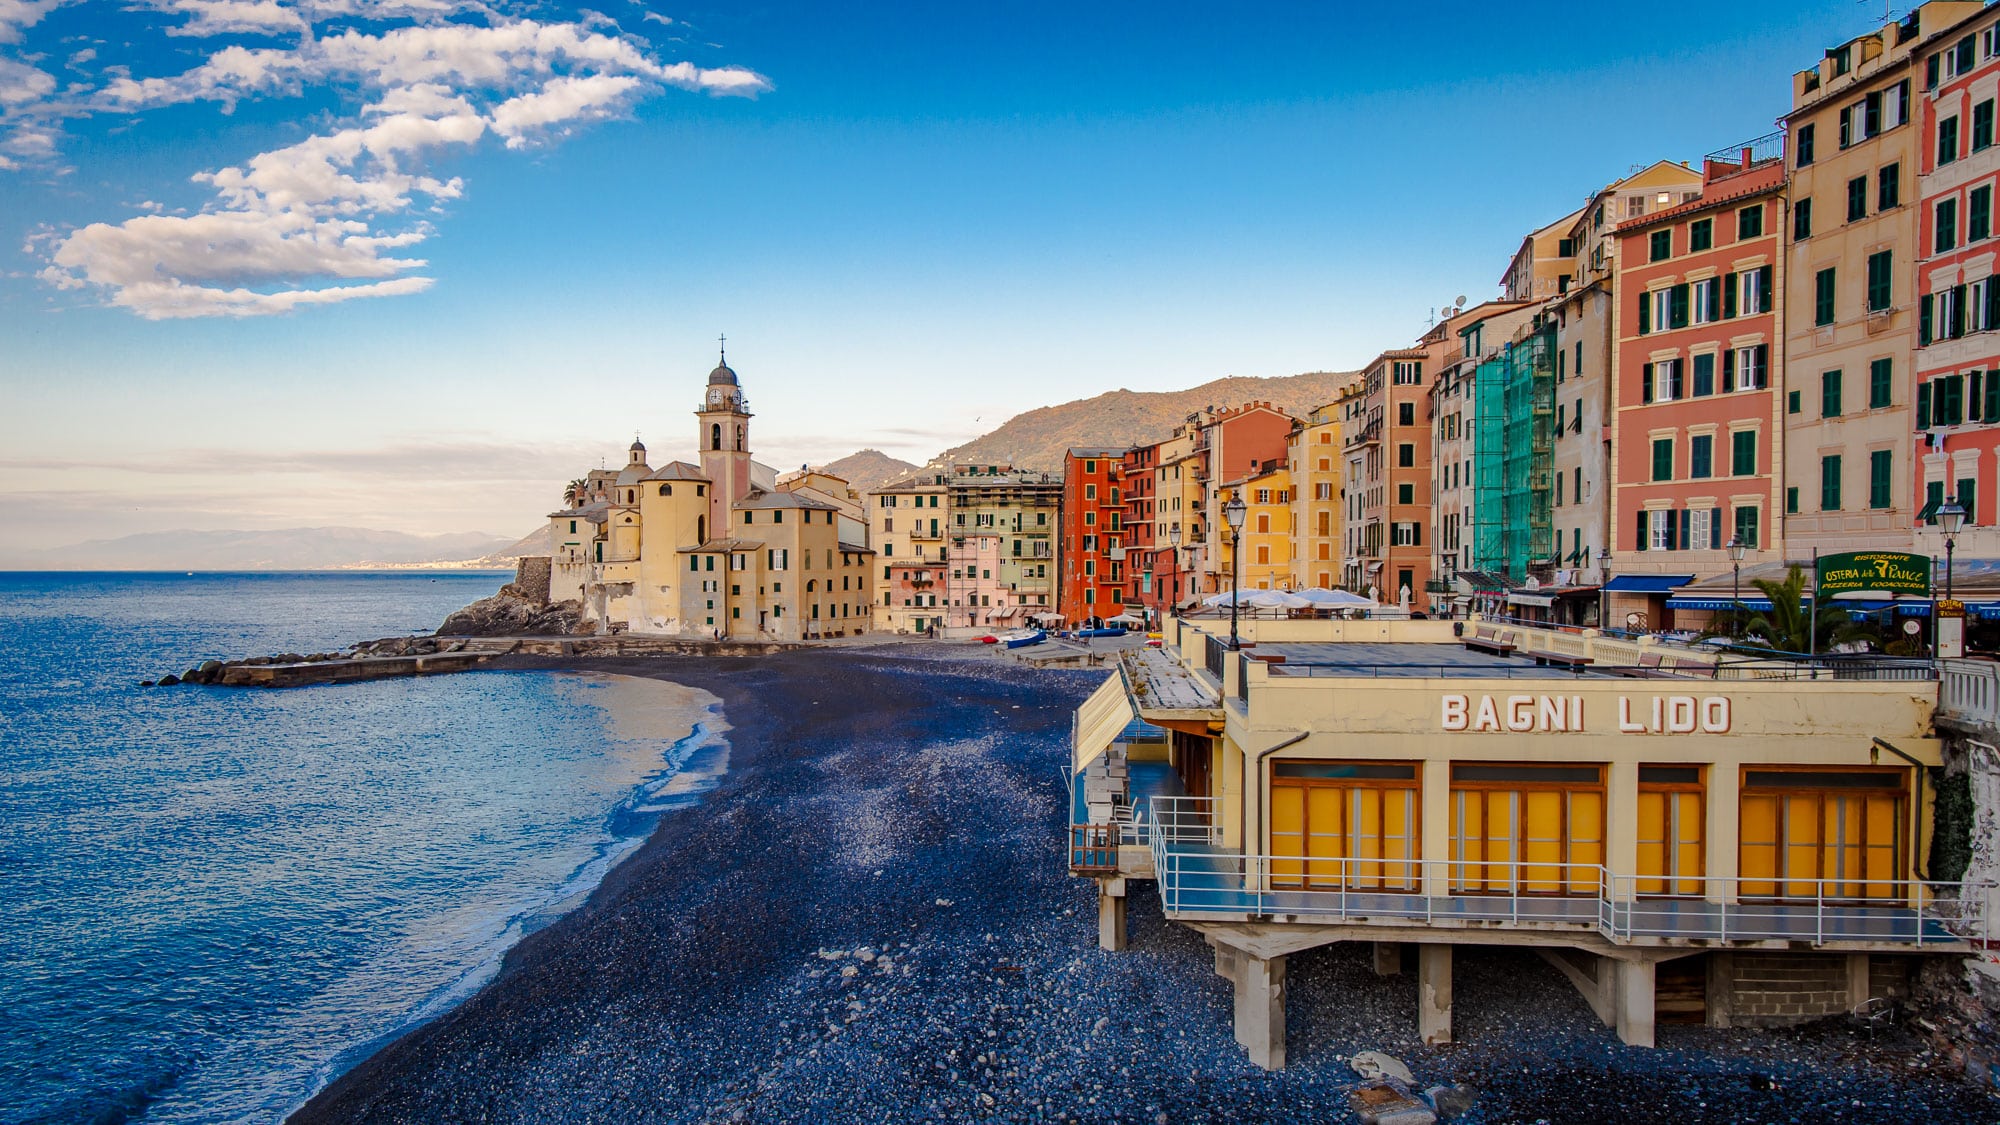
xmin=718 ymin=332 xmax=727 ymax=362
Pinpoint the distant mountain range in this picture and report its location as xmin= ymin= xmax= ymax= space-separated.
xmin=819 ymin=449 xmax=921 ymax=493
xmin=6 ymin=527 xmax=525 ymax=571
xmin=919 ymin=369 xmax=1355 ymax=473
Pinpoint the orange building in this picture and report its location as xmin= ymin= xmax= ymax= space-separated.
xmin=1612 ymin=137 xmax=1789 ymax=622
xmin=1059 ymin=449 xmax=1128 ymax=626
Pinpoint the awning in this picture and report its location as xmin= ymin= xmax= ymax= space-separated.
xmin=1507 ymin=592 xmax=1556 ymax=608
xmin=1029 ymin=612 xmax=1066 ymax=625
xmin=990 ymin=608 xmax=1020 ymax=621
xmin=1604 ymin=574 xmax=1695 ymax=593
xmin=1665 ymin=596 xmax=1774 ymax=611
xmin=1366 ymin=561 xmax=1384 ymax=573
xmin=1073 ymin=674 xmax=1138 ymax=772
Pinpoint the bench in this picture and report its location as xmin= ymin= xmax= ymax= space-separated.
xmin=1526 ymin=648 xmax=1593 ymax=670
xmin=1616 ymin=652 xmax=1670 ymax=679
xmin=1462 ymin=626 xmax=1517 ymax=656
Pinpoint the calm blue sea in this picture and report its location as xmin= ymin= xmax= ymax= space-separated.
xmin=0 ymin=572 xmax=726 ymax=1124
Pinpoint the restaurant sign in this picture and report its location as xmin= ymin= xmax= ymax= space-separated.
xmin=1815 ymin=551 xmax=1930 ymax=598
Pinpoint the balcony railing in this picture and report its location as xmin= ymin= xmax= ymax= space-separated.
xmin=1143 ymin=799 xmax=1989 ymax=949
xmin=1940 ymin=659 xmax=2000 ymax=729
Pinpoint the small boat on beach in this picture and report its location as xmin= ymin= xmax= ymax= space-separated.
xmin=1001 ymin=629 xmax=1047 ymax=649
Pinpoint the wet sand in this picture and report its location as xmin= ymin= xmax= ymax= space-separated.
xmin=290 ymin=648 xmax=1999 ymax=1125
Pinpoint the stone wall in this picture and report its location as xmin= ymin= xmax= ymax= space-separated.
xmin=513 ymin=555 xmax=553 ymax=607
xmin=1719 ymin=952 xmax=1854 ymax=1027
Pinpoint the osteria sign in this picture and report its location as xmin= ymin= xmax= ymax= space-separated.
xmin=1441 ymin=693 xmax=1731 ymax=734
xmin=1815 ymin=551 xmax=1930 ymax=597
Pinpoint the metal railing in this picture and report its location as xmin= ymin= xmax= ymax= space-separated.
xmin=1143 ymin=822 xmax=1992 ymax=950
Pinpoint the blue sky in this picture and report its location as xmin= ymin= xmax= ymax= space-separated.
xmin=0 ymin=1 xmax=1903 ymax=543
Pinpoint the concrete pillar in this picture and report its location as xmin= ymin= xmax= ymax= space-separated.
xmin=1097 ymin=879 xmax=1127 ymax=952
xmin=1606 ymin=760 xmax=1640 ymax=902
xmin=1705 ymin=951 xmax=1735 ymax=1028
xmin=1706 ymin=761 xmax=1740 ymax=904
xmin=1421 ymin=758 xmax=1452 ymax=897
xmin=1373 ymin=941 xmax=1402 ymax=977
xmin=1614 ymin=958 xmax=1656 ymax=1048
xmin=1232 ymin=954 xmax=1287 ymax=1070
xmin=1418 ymin=944 xmax=1453 ymax=1045
xmin=1846 ymin=953 xmax=1872 ymax=1011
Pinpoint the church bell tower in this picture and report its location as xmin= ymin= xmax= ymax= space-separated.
xmin=696 ymin=335 xmax=753 ymax=535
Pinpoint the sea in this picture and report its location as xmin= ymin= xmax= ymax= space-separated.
xmin=0 ymin=571 xmax=730 ymax=1125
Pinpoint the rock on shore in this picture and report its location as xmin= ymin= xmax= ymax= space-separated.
xmin=436 ymin=587 xmax=587 ymax=637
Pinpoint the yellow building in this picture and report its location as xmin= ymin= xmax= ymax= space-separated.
xmin=1070 ymin=616 xmax=1968 ymax=1068
xmin=1218 ymin=463 xmax=1292 ymax=591
xmin=545 ymin=351 xmax=874 ymax=641
xmin=1286 ymin=404 xmax=1343 ymax=590
xmin=867 ymin=474 xmax=949 ymax=634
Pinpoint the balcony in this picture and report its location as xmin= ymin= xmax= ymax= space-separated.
xmin=1145 ymin=798 xmax=1986 ymax=951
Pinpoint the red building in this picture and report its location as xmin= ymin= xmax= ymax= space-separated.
xmin=1059 ymin=448 xmax=1127 ymax=625
xmin=1914 ymin=11 xmax=2000 ymax=555
xmin=1612 ymin=137 xmax=1789 ymax=613
xmin=1120 ymin=442 xmax=1161 ymax=620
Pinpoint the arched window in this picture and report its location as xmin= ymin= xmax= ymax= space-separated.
xmin=736 ymin=425 xmax=745 ymax=449
xmin=659 ymin=484 xmax=672 ymax=496
xmin=696 ymin=515 xmax=706 ymax=542
xmin=711 ymin=423 xmax=722 ymax=450
xmin=807 ymin=579 xmax=818 ymax=592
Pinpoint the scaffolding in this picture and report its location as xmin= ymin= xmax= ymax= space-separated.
xmin=1472 ymin=326 xmax=1555 ymax=582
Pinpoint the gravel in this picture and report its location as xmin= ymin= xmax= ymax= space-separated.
xmin=289 ymin=648 xmax=2000 ymax=1125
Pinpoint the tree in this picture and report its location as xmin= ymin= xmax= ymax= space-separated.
xmin=1716 ymin=565 xmax=1878 ymax=653
xmin=563 ymin=478 xmax=588 ymax=507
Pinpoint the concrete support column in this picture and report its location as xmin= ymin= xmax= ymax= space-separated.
xmin=1846 ymin=953 xmax=1872 ymax=1011
xmin=1230 ymin=954 xmax=1287 ymax=1070
xmin=1705 ymin=951 xmax=1735 ymax=1028
xmin=1097 ymin=878 xmax=1127 ymax=952
xmin=1706 ymin=761 xmax=1740 ymax=904
xmin=1421 ymin=759 xmax=1452 ymax=897
xmin=1606 ymin=760 xmax=1640 ymax=902
xmin=1373 ymin=941 xmax=1402 ymax=977
xmin=1418 ymin=944 xmax=1453 ymax=1045
xmin=1614 ymin=958 xmax=1657 ymax=1048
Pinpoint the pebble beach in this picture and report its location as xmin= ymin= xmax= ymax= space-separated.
xmin=289 ymin=647 xmax=2000 ymax=1124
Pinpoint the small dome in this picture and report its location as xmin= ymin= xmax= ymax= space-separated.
xmin=708 ymin=361 xmax=738 ymax=387
xmin=629 ymin=437 xmax=646 ymax=452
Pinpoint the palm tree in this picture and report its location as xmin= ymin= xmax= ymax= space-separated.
xmin=563 ymin=478 xmax=588 ymax=507
xmin=1718 ymin=565 xmax=1877 ymax=653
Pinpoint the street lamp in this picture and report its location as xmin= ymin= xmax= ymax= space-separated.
xmin=1595 ymin=547 xmax=1611 ymax=632
xmin=1223 ymin=495 xmax=1248 ymax=650
xmin=1726 ymin=536 xmax=1747 ymax=638
xmin=1939 ymin=496 xmax=1967 ymax=602
xmin=1168 ymin=523 xmax=1183 ymax=619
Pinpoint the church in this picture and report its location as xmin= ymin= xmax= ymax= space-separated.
xmin=547 ymin=350 xmax=875 ymax=641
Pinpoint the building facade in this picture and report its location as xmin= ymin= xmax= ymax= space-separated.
xmin=869 ymin=474 xmax=949 ymax=634
xmin=1285 ymin=404 xmax=1343 ymax=591
xmin=1059 ymin=449 xmax=1129 ymax=625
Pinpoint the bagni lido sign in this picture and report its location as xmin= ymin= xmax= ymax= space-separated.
xmin=1815 ymin=551 xmax=1931 ymax=598
xmin=1441 ymin=693 xmax=1731 ymax=734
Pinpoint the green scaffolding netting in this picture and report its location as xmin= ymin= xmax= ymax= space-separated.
xmin=1472 ymin=326 xmax=1555 ymax=583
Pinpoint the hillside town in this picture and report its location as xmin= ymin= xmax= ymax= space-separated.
xmin=548 ymin=2 xmax=2000 ymax=650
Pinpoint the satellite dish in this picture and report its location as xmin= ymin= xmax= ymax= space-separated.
xmin=1455 ymin=295 xmax=1467 ymax=307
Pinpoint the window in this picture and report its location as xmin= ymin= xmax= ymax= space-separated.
xmin=1731 ymin=430 xmax=1757 ymax=476
xmin=1649 ymin=229 xmax=1671 ymax=261
xmin=1788 ymin=486 xmax=1799 ymax=514
xmin=1789 ymin=389 xmax=1802 ymax=413
xmin=1733 ymin=505 xmax=1759 ymax=549
xmin=1974 ymin=186 xmax=1993 ymax=243
xmin=1690 ymin=434 xmax=1713 ymax=479
xmin=1797 ymin=123 xmax=1816 ymax=167
xmin=1867 ymin=250 xmax=1893 ymax=311
xmin=1690 ymin=218 xmax=1713 ymax=251
xmin=1736 ymin=266 xmax=1773 ymax=315
xmin=1651 ymin=438 xmax=1673 ymax=482
xmin=1815 ymin=267 xmax=1836 ymax=326
xmin=1398 ymin=482 xmax=1414 ymax=504
xmin=1794 ymin=198 xmax=1813 ymax=240
xmin=1648 ymin=509 xmax=1673 ymax=551
xmin=1689 ymin=507 xmax=1713 ymax=550
xmin=1398 ymin=443 xmax=1414 ymax=467
xmin=1878 ymin=163 xmax=1900 ymax=210
xmin=1738 ymin=204 xmax=1764 ymax=240
xmin=1847 ymin=176 xmax=1867 ymax=222
xmin=1869 ymin=450 xmax=1892 ymax=509
xmin=1821 ymin=455 xmax=1843 ymax=510
xmin=1870 ymin=358 xmax=1892 ymax=409
xmin=1822 ymin=370 xmax=1842 ymax=417
xmin=1687 ymin=352 xmax=1712 ymax=397
xmin=1941 ymin=115 xmax=1961 ymax=166
xmin=1978 ymin=100 xmax=1996 ymax=152
xmin=1399 ymin=402 xmax=1414 ymax=425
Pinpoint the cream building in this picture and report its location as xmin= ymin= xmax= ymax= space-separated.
xmin=1285 ymin=404 xmax=1343 ymax=590
xmin=546 ymin=353 xmax=874 ymax=641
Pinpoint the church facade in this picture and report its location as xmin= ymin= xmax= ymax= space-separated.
xmin=547 ymin=353 xmax=875 ymax=641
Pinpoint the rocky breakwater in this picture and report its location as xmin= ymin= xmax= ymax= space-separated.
xmin=435 ymin=583 xmax=587 ymax=638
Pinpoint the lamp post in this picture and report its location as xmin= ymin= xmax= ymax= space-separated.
xmin=1938 ymin=496 xmax=1967 ymax=602
xmin=1168 ymin=523 xmax=1183 ymax=619
xmin=1726 ymin=536 xmax=1747 ymax=638
xmin=1595 ymin=547 xmax=1611 ymax=632
xmin=1224 ymin=495 xmax=1247 ymax=650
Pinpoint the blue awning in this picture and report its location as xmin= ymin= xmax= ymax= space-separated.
xmin=1665 ymin=596 xmax=1774 ymax=611
xmin=1605 ymin=574 xmax=1695 ymax=593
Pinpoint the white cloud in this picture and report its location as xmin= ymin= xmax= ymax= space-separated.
xmin=0 ymin=56 xmax=56 ymax=106
xmin=0 ymin=0 xmax=66 ymax=44
xmin=639 ymin=11 xmax=670 ymax=26
xmin=36 ymin=10 xmax=771 ymax=316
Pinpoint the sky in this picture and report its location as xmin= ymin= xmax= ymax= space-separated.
xmin=0 ymin=0 xmax=1910 ymax=545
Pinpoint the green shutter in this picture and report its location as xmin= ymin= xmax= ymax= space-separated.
xmin=1870 ymin=450 xmax=1892 ymax=509
xmin=1960 ymin=478 xmax=1979 ymax=526
xmin=1821 ymin=455 xmax=1842 ymax=510
xmin=1919 ymin=381 xmax=1933 ymax=428
xmin=1870 ymin=357 xmax=1893 ymax=409
xmin=1722 ymin=272 xmax=1737 ymax=318
xmin=1921 ymin=292 xmax=1934 ymax=344
xmin=1670 ymin=284 xmax=1690 ymax=329
xmin=1638 ymin=290 xmax=1650 ymax=334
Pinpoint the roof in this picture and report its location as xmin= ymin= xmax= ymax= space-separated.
xmin=709 ymin=360 xmax=738 ymax=387
xmin=615 ymin=466 xmax=649 ymax=485
xmin=735 ymin=489 xmax=838 ymax=510
xmin=646 ymin=461 xmax=711 ymax=482
xmin=838 ymin=542 xmax=876 ymax=554
xmin=1614 ymin=172 xmax=1784 ymax=234
xmin=869 ymin=475 xmax=943 ymax=493
xmin=548 ymin=501 xmax=613 ymax=522
xmin=1603 ymin=573 xmax=1696 ymax=593
xmin=1067 ymin=447 xmax=1127 ymax=458
xmin=680 ymin=538 xmax=764 ymax=552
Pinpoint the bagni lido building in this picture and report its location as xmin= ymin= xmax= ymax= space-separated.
xmin=546 ymin=351 xmax=875 ymax=641
xmin=1067 ymin=614 xmax=1980 ymax=1069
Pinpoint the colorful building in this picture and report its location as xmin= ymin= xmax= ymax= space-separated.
xmin=1120 ymin=442 xmax=1163 ymax=620
xmin=1059 ymin=449 xmax=1129 ymax=626
xmin=1216 ymin=460 xmax=1292 ymax=592
xmin=1612 ymin=139 xmax=1788 ymax=627
xmin=1914 ymin=3 xmax=2000 ymax=558
xmin=1285 ymin=404 xmax=1343 ymax=591
xmin=945 ymin=465 xmax=1059 ymax=631
xmin=868 ymin=474 xmax=949 ymax=634
xmin=1195 ymin=403 xmax=1296 ymax=596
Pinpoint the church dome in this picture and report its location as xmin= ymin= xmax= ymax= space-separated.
xmin=708 ymin=361 xmax=738 ymax=387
